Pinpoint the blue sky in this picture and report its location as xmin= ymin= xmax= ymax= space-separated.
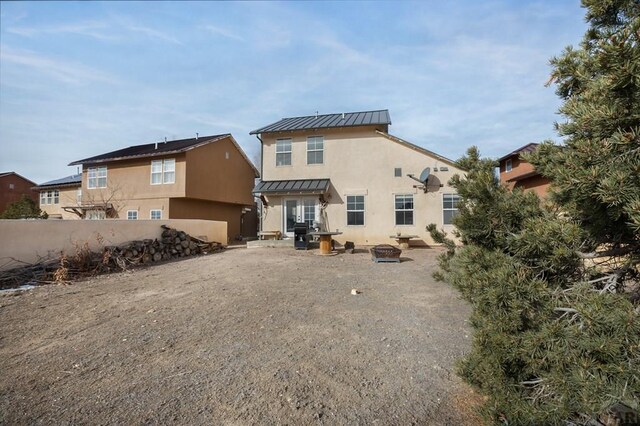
xmin=0 ymin=1 xmax=586 ymax=183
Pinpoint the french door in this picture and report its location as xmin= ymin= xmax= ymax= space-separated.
xmin=283 ymin=198 xmax=317 ymax=237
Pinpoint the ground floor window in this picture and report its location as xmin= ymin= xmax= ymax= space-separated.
xmin=346 ymin=195 xmax=365 ymax=226
xmin=86 ymin=210 xmax=106 ymax=220
xmin=127 ymin=210 xmax=138 ymax=220
xmin=150 ymin=209 xmax=162 ymax=220
xmin=443 ymin=193 xmax=461 ymax=225
xmin=395 ymin=194 xmax=414 ymax=225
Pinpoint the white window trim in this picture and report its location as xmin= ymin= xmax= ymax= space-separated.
xmin=150 ymin=159 xmax=175 ymax=185
xmin=163 ymin=159 xmax=175 ymax=184
xmin=150 ymin=209 xmax=162 ymax=220
xmin=505 ymin=159 xmax=512 ymax=173
xmin=346 ymin=194 xmax=365 ymax=226
xmin=306 ymin=136 xmax=324 ymax=165
xmin=87 ymin=166 xmax=107 ymax=189
xmin=394 ymin=194 xmax=414 ymax=226
xmin=443 ymin=193 xmax=461 ymax=225
xmin=275 ymin=138 xmax=292 ymax=167
xmin=40 ymin=189 xmax=60 ymax=205
xmin=127 ymin=210 xmax=138 ymax=220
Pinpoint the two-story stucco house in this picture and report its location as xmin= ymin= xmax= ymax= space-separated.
xmin=498 ymin=143 xmax=550 ymax=198
xmin=68 ymin=134 xmax=259 ymax=242
xmin=35 ymin=173 xmax=82 ymax=219
xmin=250 ymin=110 xmax=464 ymax=246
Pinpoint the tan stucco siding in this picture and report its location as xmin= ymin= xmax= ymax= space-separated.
xmin=115 ymin=197 xmax=171 ymax=220
xmin=40 ymin=186 xmax=81 ymax=219
xmin=81 ymin=155 xmax=187 ymax=215
xmin=185 ymin=137 xmax=256 ymax=205
xmin=260 ymin=127 xmax=464 ymax=246
xmin=169 ymin=198 xmax=249 ymax=243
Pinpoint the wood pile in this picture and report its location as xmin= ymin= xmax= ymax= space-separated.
xmin=0 ymin=225 xmax=223 ymax=289
xmin=105 ymin=225 xmax=223 ymax=266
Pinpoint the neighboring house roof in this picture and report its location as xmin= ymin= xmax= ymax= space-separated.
xmin=505 ymin=170 xmax=541 ymax=182
xmin=68 ymin=134 xmax=259 ymax=177
xmin=253 ymin=179 xmax=331 ymax=195
xmin=376 ymin=131 xmax=461 ymax=169
xmin=498 ymin=143 xmax=539 ymax=162
xmin=0 ymin=171 xmax=37 ymax=186
xmin=35 ymin=174 xmax=82 ymax=189
xmin=250 ymin=110 xmax=391 ymax=135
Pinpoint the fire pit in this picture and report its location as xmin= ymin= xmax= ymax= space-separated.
xmin=370 ymin=244 xmax=402 ymax=263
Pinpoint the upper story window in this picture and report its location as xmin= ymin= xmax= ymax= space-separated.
xmin=151 ymin=159 xmax=176 ymax=184
xmin=87 ymin=166 xmax=107 ymax=189
xmin=395 ymin=194 xmax=414 ymax=225
xmin=394 ymin=168 xmax=402 ymax=177
xmin=307 ymin=136 xmax=324 ymax=165
xmin=443 ymin=193 xmax=462 ymax=225
xmin=276 ymin=139 xmax=292 ymax=166
xmin=505 ymin=159 xmax=512 ymax=173
xmin=40 ymin=190 xmax=60 ymax=205
xmin=150 ymin=209 xmax=162 ymax=220
xmin=8 ymin=183 xmax=14 ymax=190
xmin=127 ymin=210 xmax=138 ymax=220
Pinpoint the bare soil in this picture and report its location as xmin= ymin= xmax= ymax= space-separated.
xmin=0 ymin=246 xmax=480 ymax=425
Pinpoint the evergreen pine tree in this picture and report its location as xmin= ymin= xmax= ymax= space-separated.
xmin=429 ymin=1 xmax=639 ymax=423
xmin=0 ymin=195 xmax=48 ymax=219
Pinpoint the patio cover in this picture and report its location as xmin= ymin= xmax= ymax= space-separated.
xmin=252 ymin=179 xmax=330 ymax=195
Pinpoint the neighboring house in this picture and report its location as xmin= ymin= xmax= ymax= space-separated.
xmin=34 ymin=174 xmax=82 ymax=219
xmin=498 ymin=143 xmax=550 ymax=197
xmin=68 ymin=134 xmax=259 ymax=243
xmin=250 ymin=109 xmax=465 ymax=246
xmin=0 ymin=172 xmax=38 ymax=214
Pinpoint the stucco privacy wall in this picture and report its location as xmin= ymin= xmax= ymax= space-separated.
xmin=0 ymin=219 xmax=227 ymax=271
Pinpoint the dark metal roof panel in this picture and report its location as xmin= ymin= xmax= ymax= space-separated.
xmin=69 ymin=134 xmax=230 ymax=165
xmin=498 ymin=143 xmax=540 ymax=161
xmin=37 ymin=174 xmax=82 ymax=188
xmin=252 ymin=179 xmax=330 ymax=195
xmin=250 ymin=110 xmax=391 ymax=134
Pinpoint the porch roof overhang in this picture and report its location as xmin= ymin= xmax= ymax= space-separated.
xmin=252 ymin=179 xmax=330 ymax=196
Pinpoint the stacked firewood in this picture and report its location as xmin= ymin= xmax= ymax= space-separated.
xmin=107 ymin=225 xmax=223 ymax=265
xmin=0 ymin=225 xmax=223 ymax=289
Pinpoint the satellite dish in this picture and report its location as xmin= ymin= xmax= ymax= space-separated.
xmin=419 ymin=167 xmax=431 ymax=183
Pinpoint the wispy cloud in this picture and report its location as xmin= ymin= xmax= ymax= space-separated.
xmin=202 ymin=24 xmax=243 ymax=41
xmin=0 ymin=45 xmax=118 ymax=85
xmin=7 ymin=21 xmax=118 ymax=41
xmin=123 ymin=23 xmax=182 ymax=45
xmin=6 ymin=16 xmax=182 ymax=45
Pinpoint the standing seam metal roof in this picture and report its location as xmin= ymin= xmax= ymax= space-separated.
xmin=250 ymin=110 xmax=390 ymax=134
xmin=36 ymin=174 xmax=82 ymax=188
xmin=68 ymin=134 xmax=230 ymax=165
xmin=252 ymin=179 xmax=330 ymax=194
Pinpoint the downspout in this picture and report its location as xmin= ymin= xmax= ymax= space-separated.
xmin=255 ymin=134 xmax=264 ymax=179
xmin=255 ymin=134 xmax=264 ymax=233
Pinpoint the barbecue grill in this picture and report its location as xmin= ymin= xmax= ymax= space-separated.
xmin=294 ymin=222 xmax=310 ymax=250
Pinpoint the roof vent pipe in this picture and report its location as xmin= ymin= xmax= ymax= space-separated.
xmin=164 ymin=137 xmax=167 ymax=143
xmin=155 ymin=142 xmax=158 ymax=150
xmin=196 ymin=132 xmax=199 ymax=140
xmin=342 ymin=112 xmax=345 ymax=119
xmin=315 ymin=110 xmax=318 ymax=119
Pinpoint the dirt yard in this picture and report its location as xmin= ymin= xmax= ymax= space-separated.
xmin=0 ymin=246 xmax=480 ymax=425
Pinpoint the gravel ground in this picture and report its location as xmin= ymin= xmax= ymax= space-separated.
xmin=0 ymin=246 xmax=480 ymax=425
